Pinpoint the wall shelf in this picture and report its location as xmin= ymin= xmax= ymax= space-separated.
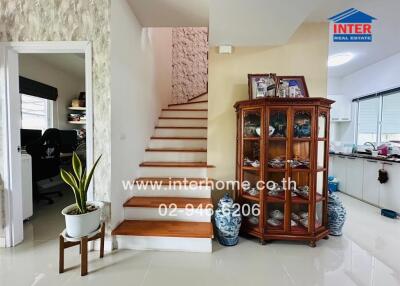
xmin=68 ymin=121 xmax=86 ymax=125
xmin=68 ymin=106 xmax=86 ymax=111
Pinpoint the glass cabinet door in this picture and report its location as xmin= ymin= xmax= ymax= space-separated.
xmin=315 ymin=110 xmax=329 ymax=230
xmin=265 ymin=108 xmax=289 ymax=233
xmin=289 ymin=108 xmax=314 ymax=234
xmin=241 ymin=108 xmax=263 ymax=231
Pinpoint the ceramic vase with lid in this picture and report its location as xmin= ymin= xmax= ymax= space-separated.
xmin=214 ymin=193 xmax=242 ymax=246
xmin=327 ymin=191 xmax=346 ymax=236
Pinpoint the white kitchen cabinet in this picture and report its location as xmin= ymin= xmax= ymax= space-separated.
xmin=331 ymin=154 xmax=400 ymax=212
xmin=345 ymin=157 xmax=364 ymax=198
xmin=362 ymin=159 xmax=381 ymax=206
xmin=379 ymin=163 xmax=400 ymax=213
xmin=333 ymin=155 xmax=347 ymax=193
xmin=329 ymin=94 xmax=352 ymax=122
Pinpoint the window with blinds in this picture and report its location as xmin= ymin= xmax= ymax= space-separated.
xmin=21 ymin=94 xmax=52 ymax=131
xmin=381 ymin=91 xmax=400 ymax=141
xmin=357 ymin=97 xmax=379 ymax=145
xmin=354 ymin=87 xmax=400 ymax=145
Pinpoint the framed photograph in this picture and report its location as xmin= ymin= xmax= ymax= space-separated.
xmin=248 ymin=73 xmax=277 ymax=100
xmin=276 ymin=76 xmax=309 ymax=98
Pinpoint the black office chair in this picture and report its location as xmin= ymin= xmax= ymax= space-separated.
xmin=26 ymin=128 xmax=63 ymax=204
xmin=59 ymin=130 xmax=79 ymax=165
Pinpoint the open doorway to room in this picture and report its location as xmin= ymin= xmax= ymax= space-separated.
xmin=1 ymin=42 xmax=93 ymax=247
xmin=19 ymin=53 xmax=87 ymax=241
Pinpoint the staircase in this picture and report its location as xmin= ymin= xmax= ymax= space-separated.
xmin=112 ymin=93 xmax=214 ymax=252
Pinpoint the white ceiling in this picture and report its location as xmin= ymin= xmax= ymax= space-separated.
xmin=127 ymin=0 xmax=209 ymax=27
xmin=128 ymin=0 xmax=325 ymax=46
xmin=308 ymin=0 xmax=400 ymax=77
xmin=209 ymin=0 xmax=325 ymax=47
xmin=128 ymin=0 xmax=400 ymax=78
xmin=24 ymin=54 xmax=85 ymax=79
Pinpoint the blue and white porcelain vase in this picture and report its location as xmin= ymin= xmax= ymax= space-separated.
xmin=214 ymin=193 xmax=242 ymax=246
xmin=328 ymin=191 xmax=346 ymax=236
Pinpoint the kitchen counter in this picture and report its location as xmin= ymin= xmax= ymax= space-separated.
xmin=329 ymin=153 xmax=400 ymax=212
xmin=329 ymin=152 xmax=400 ymax=164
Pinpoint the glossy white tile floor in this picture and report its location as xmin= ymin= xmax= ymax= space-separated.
xmin=1 ymin=193 xmax=400 ymax=286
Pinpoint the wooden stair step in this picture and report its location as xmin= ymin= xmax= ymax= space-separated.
xmin=155 ymin=126 xmax=207 ymax=129
xmin=139 ymin=162 xmax=215 ymax=168
xmin=159 ymin=117 xmax=207 ymax=120
xmin=145 ymin=148 xmax=206 ymax=152
xmin=163 ymin=108 xmax=207 ymax=112
xmin=112 ymin=220 xmax=213 ymax=238
xmin=150 ymin=136 xmax=207 ymax=140
xmin=134 ymin=177 xmax=214 ymax=186
xmin=124 ymin=196 xmax=213 ymax=208
xmin=168 ymin=100 xmax=207 ymax=107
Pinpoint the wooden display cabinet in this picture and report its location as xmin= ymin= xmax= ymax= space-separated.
xmin=234 ymin=97 xmax=334 ymax=247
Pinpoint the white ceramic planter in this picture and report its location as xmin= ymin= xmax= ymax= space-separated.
xmin=62 ymin=201 xmax=103 ymax=238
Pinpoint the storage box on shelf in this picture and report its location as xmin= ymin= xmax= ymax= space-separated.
xmin=68 ymin=106 xmax=86 ymax=125
xmin=235 ymin=97 xmax=334 ymax=247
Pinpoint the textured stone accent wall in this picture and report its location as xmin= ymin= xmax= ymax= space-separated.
xmin=172 ymin=27 xmax=208 ymax=103
xmin=0 ymin=0 xmax=111 ymax=244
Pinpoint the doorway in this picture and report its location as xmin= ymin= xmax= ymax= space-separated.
xmin=0 ymin=42 xmax=94 ymax=247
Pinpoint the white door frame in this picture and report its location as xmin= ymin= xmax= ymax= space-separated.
xmin=0 ymin=41 xmax=94 ymax=247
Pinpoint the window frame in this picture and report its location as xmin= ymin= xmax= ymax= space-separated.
xmin=20 ymin=93 xmax=53 ymax=131
xmin=354 ymin=87 xmax=400 ymax=146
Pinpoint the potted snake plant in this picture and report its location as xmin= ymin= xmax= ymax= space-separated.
xmin=61 ymin=152 xmax=102 ymax=237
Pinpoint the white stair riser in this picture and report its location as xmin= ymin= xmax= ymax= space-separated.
xmin=144 ymin=151 xmax=206 ymax=162
xmin=169 ymin=102 xmax=207 ymax=109
xmin=116 ymin=236 xmax=212 ymax=252
xmin=124 ymin=207 xmax=212 ymax=222
xmin=149 ymin=139 xmax=206 ymax=149
xmin=139 ymin=167 xmax=208 ymax=178
xmin=188 ymin=94 xmax=208 ymax=102
xmin=154 ymin=128 xmax=207 ymax=137
xmin=161 ymin=110 xmax=207 ymax=118
xmin=131 ymin=186 xmax=211 ymax=198
xmin=158 ymin=119 xmax=207 ymax=127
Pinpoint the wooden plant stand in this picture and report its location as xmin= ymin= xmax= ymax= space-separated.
xmin=59 ymin=222 xmax=105 ymax=276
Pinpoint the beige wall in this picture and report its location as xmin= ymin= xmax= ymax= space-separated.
xmin=207 ymin=23 xmax=329 ymax=181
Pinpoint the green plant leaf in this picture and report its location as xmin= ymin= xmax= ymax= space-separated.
xmin=60 ymin=169 xmax=84 ymax=213
xmin=60 ymin=154 xmax=102 ymax=215
xmin=60 ymin=168 xmax=79 ymax=191
xmin=72 ymin=152 xmax=83 ymax=180
xmin=79 ymin=182 xmax=86 ymax=214
xmin=84 ymin=155 xmax=102 ymax=194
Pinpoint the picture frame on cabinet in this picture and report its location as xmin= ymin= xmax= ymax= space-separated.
xmin=248 ymin=73 xmax=277 ymax=100
xmin=277 ymin=76 xmax=309 ymax=98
